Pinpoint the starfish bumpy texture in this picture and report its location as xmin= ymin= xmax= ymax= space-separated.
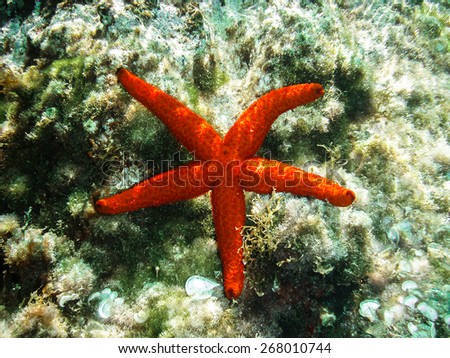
xmin=95 ymin=68 xmax=356 ymax=300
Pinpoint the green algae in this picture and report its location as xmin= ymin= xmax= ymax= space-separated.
xmin=184 ymin=82 xmax=201 ymax=109
xmin=41 ymin=57 xmax=90 ymax=111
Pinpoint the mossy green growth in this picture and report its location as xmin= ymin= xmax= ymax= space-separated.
xmin=53 ymin=258 xmax=95 ymax=303
xmin=192 ymin=46 xmax=229 ymax=95
xmin=1 ymin=55 xmax=103 ymax=227
xmin=44 ymin=57 xmax=85 ymax=82
xmin=89 ymin=195 xmax=213 ymax=292
xmin=4 ymin=174 xmax=30 ymax=204
xmin=66 ymin=191 xmax=90 ymax=218
xmin=184 ymin=82 xmax=200 ymax=109
xmin=193 ymin=50 xmax=216 ymax=93
xmin=334 ymin=51 xmax=373 ymax=117
xmin=0 ymin=214 xmax=20 ymax=239
xmin=10 ymin=297 xmax=69 ymax=338
xmin=39 ymin=57 xmax=95 ymax=115
xmin=90 ymin=215 xmax=155 ymax=270
xmin=267 ymin=37 xmax=330 ymax=85
xmin=2 ymin=227 xmax=74 ymax=305
xmin=401 ymin=3 xmax=450 ymax=71
xmin=141 ymin=297 xmax=170 ymax=337
xmin=242 ymin=192 xmax=284 ymax=295
xmin=0 ymin=100 xmax=13 ymax=125
xmin=159 ymin=235 xmax=220 ymax=287
xmin=0 ymin=100 xmax=10 ymax=123
xmin=241 ymin=190 xmax=371 ymax=337
xmin=417 ymin=14 xmax=442 ymax=38
xmin=116 ymin=106 xmax=183 ymax=160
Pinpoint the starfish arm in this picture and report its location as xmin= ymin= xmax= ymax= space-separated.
xmin=211 ymin=183 xmax=246 ymax=300
xmin=117 ymin=68 xmax=223 ymax=161
xmin=240 ymin=158 xmax=356 ymax=207
xmin=224 ymin=84 xmax=325 ymax=159
xmin=95 ymin=161 xmax=209 ymax=215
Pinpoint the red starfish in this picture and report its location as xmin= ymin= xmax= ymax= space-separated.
xmin=95 ymin=68 xmax=356 ymax=300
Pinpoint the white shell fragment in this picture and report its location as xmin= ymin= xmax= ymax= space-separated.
xmin=88 ymin=292 xmax=101 ymax=303
xmin=88 ymin=287 xmax=123 ymax=319
xmin=407 ymin=322 xmax=417 ymax=335
xmin=185 ymin=275 xmax=223 ymax=300
xmin=417 ymin=302 xmax=438 ymax=321
xmin=382 ymin=305 xmax=403 ymax=326
xmin=102 ymin=288 xmax=112 ymax=295
xmin=403 ymin=295 xmax=419 ymax=309
xmin=359 ymin=299 xmax=381 ymax=322
xmin=401 ymin=280 xmax=419 ymax=292
xmin=408 ymin=322 xmax=436 ymax=338
xmin=133 ymin=309 xmax=149 ymax=324
xmin=58 ymin=293 xmax=79 ymax=307
xmin=98 ymin=299 xmax=112 ymax=319
xmin=386 ymin=227 xmax=400 ymax=245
